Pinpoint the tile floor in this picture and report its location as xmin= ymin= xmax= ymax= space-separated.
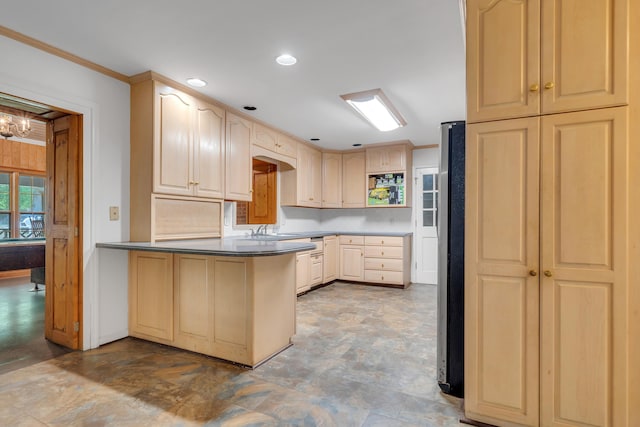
xmin=0 ymin=282 xmax=464 ymax=426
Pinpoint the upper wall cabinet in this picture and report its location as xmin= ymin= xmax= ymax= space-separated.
xmin=194 ymin=100 xmax=226 ymax=199
xmin=130 ymin=77 xmax=224 ymax=241
xmin=322 ymin=152 xmax=342 ymax=208
xmin=281 ymin=143 xmax=322 ymax=208
xmin=366 ymin=144 xmax=409 ymax=173
xmin=466 ymin=0 xmax=628 ymax=123
xmin=151 ymin=85 xmax=225 ymax=198
xmin=342 ymin=151 xmax=365 ymax=208
xmin=225 ymin=112 xmax=253 ymax=202
xmin=253 ymin=123 xmax=297 ymax=161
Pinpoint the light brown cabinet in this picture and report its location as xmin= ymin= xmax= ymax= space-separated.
xmin=129 ymin=251 xmax=174 ymax=341
xmin=466 ymin=0 xmax=628 ymax=123
xmin=322 ymin=152 xmax=342 ymax=208
xmin=465 ymin=106 xmax=631 ymax=426
xmin=365 ymin=145 xmax=408 ymax=172
xmin=341 ymin=151 xmax=366 ymax=208
xmin=363 ymin=235 xmax=411 ymax=286
xmin=253 ymin=123 xmax=297 ymax=161
xmin=339 ymin=235 xmax=364 ymax=281
xmin=465 ymin=4 xmax=638 ymax=424
xmin=129 ymin=250 xmax=296 ymax=367
xmin=322 ymin=235 xmax=338 ymax=283
xmin=296 ymin=251 xmax=311 ymax=294
xmin=151 ymin=85 xmax=225 ymax=198
xmin=225 ymin=112 xmax=253 ymax=201
xmin=281 ymin=143 xmax=322 ymax=208
xmin=173 ymin=254 xmax=215 ymax=354
xmin=130 ymin=77 xmax=225 ymax=242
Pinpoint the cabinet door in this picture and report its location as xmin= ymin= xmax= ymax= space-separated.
xmin=342 ymin=151 xmax=365 ymax=208
xmin=323 ymin=236 xmax=338 ymax=283
xmin=277 ymin=134 xmax=297 ymax=159
xmin=297 ymin=145 xmax=322 ymax=207
xmin=225 ymin=112 xmax=253 ymax=201
xmin=174 ymin=254 xmax=214 ymax=353
xmin=194 ymin=102 xmax=225 ymax=198
xmin=541 ymin=0 xmax=628 ymax=114
xmin=340 ymin=245 xmax=364 ymax=281
xmin=466 ymin=0 xmax=540 ymax=122
xmin=322 ymin=153 xmax=342 ymax=208
xmin=296 ymin=252 xmax=310 ymax=294
xmin=366 ymin=145 xmax=406 ymax=172
xmin=253 ymin=123 xmax=277 ymax=151
xmin=129 ymin=251 xmax=174 ymax=341
xmin=465 ymin=117 xmax=540 ymax=426
xmin=540 ymin=107 xmax=628 ymax=426
xmin=310 ymin=254 xmax=323 ymax=286
xmin=154 ymin=88 xmax=194 ymax=195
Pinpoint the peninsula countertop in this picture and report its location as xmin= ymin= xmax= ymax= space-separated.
xmin=96 ymin=238 xmax=316 ymax=257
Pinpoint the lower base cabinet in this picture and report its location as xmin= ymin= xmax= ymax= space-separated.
xmin=339 ymin=236 xmax=365 ymax=281
xmin=296 ymin=252 xmax=311 ymax=294
xmin=129 ymin=250 xmax=296 ymax=367
xmin=339 ymin=235 xmax=411 ymax=287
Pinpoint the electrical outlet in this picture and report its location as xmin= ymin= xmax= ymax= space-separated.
xmin=109 ymin=206 xmax=119 ymax=221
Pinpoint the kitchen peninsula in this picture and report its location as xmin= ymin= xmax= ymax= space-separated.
xmin=97 ymin=238 xmax=314 ymax=367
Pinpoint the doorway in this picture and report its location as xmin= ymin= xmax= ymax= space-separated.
xmin=0 ymin=92 xmax=83 ymax=365
xmin=414 ymin=167 xmax=439 ymax=284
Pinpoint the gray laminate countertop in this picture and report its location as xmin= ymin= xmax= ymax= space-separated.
xmin=242 ymin=231 xmax=413 ymax=241
xmin=96 ymin=239 xmax=316 ymax=257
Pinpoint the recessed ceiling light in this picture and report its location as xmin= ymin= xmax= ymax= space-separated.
xmin=243 ymin=106 xmax=257 ymax=111
xmin=276 ymin=54 xmax=297 ymax=66
xmin=186 ymin=78 xmax=207 ymax=88
xmin=310 ymin=138 xmax=320 ymax=141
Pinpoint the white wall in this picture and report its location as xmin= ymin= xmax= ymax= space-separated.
xmin=413 ymin=146 xmax=439 ymax=168
xmin=0 ymin=36 xmax=130 ymax=349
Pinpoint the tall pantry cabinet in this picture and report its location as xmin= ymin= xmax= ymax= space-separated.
xmin=464 ymin=1 xmax=639 ymax=426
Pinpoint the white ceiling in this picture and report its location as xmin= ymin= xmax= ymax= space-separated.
xmin=0 ymin=0 xmax=466 ymax=150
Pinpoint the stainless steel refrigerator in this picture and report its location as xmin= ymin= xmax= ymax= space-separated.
xmin=437 ymin=120 xmax=465 ymax=398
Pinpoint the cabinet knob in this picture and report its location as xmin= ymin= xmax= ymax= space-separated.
xmin=544 ymin=270 xmax=553 ymax=277
xmin=381 ymin=240 xmax=384 ymax=244
xmin=189 ymin=181 xmax=195 ymax=185
xmin=544 ymin=82 xmax=555 ymax=90
xmin=381 ymin=251 xmax=384 ymax=256
xmin=381 ymin=264 xmax=384 ymax=268
xmin=529 ymin=270 xmax=537 ymax=276
xmin=529 ymin=83 xmax=540 ymax=92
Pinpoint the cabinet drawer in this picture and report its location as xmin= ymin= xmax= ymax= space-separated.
xmin=364 ymin=236 xmax=403 ymax=246
xmin=364 ymin=246 xmax=403 ymax=259
xmin=364 ymin=270 xmax=404 ymax=284
xmin=339 ymin=235 xmax=364 ymax=245
xmin=364 ymin=258 xmax=403 ymax=272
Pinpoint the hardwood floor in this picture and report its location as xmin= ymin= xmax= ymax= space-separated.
xmin=0 ymin=282 xmax=464 ymax=426
xmin=0 ymin=276 xmax=70 ymax=375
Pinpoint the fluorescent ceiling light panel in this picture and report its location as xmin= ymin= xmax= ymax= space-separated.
xmin=340 ymin=89 xmax=406 ymax=132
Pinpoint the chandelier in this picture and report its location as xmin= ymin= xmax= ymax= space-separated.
xmin=0 ymin=114 xmax=31 ymax=139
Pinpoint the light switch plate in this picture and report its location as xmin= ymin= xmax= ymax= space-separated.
xmin=109 ymin=206 xmax=119 ymax=221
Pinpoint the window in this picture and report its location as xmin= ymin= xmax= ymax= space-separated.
xmin=0 ymin=170 xmax=46 ymax=240
xmin=0 ymin=172 xmax=9 ymax=239
xmin=422 ymin=173 xmax=438 ymax=227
